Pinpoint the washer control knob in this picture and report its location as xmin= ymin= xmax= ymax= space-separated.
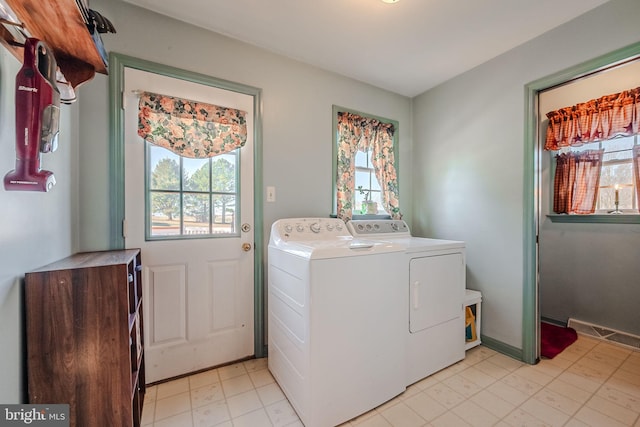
xmin=284 ymin=224 xmax=293 ymax=233
xmin=357 ymin=224 xmax=364 ymax=231
xmin=365 ymin=224 xmax=372 ymax=231
xmin=326 ymin=223 xmax=334 ymax=231
xmin=296 ymin=224 xmax=305 ymax=232
xmin=310 ymin=222 xmax=321 ymax=233
xmin=336 ymin=223 xmax=343 ymax=231
xmin=391 ymin=222 xmax=399 ymax=231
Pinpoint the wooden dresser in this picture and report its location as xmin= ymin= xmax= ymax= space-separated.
xmin=25 ymin=249 xmax=145 ymax=427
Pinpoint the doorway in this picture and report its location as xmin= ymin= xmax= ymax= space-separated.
xmin=523 ymin=42 xmax=640 ymax=364
xmin=108 ymin=53 xmax=265 ymax=381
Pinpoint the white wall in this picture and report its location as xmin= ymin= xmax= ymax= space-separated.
xmin=0 ymin=48 xmax=78 ymax=403
xmin=79 ymin=0 xmax=414 ymax=252
xmin=412 ymin=0 xmax=640 ymax=349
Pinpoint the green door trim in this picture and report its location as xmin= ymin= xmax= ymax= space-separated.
xmin=108 ymin=52 xmax=266 ymax=358
xmin=522 ymin=41 xmax=640 ymax=364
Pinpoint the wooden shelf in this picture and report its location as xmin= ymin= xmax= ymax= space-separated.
xmin=25 ymin=249 xmax=144 ymax=427
xmin=1 ymin=0 xmax=108 ymax=88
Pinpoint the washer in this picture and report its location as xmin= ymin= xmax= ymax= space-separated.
xmin=347 ymin=219 xmax=466 ymax=385
xmin=268 ymin=218 xmax=407 ymax=427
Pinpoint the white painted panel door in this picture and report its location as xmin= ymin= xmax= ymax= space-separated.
xmin=123 ymin=68 xmax=254 ymax=383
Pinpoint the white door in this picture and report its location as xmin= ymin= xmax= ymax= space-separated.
xmin=123 ymin=68 xmax=255 ymax=383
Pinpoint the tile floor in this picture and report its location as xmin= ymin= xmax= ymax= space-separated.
xmin=142 ymin=335 xmax=640 ymax=427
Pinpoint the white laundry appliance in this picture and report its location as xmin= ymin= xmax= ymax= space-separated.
xmin=268 ymin=218 xmax=407 ymax=427
xmin=347 ymin=220 xmax=466 ymax=385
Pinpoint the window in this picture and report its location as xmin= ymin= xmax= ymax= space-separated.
xmin=354 ymin=149 xmax=385 ymax=215
xmin=333 ymin=106 xmax=401 ymax=220
xmin=146 ymin=142 xmax=239 ymax=239
xmin=564 ymin=135 xmax=638 ymax=212
xmin=558 ymin=135 xmax=638 ymax=213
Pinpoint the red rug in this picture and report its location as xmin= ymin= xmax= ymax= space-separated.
xmin=541 ymin=322 xmax=578 ymax=359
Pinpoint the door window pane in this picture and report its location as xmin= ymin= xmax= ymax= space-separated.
xmin=146 ymin=142 xmax=240 ymax=239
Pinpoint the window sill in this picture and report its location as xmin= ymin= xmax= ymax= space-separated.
xmin=547 ymin=214 xmax=640 ymax=224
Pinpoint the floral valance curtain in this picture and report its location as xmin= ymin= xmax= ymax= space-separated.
xmin=336 ymin=111 xmax=401 ymax=220
xmin=544 ymin=86 xmax=640 ymax=151
xmin=138 ymin=91 xmax=247 ymax=158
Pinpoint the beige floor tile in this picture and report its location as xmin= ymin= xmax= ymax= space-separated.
xmin=458 ymin=366 xmax=497 ymax=388
xmin=502 ymin=408 xmax=548 ymax=427
xmin=231 ymin=408 xmax=273 ymax=427
xmin=154 ymin=391 xmax=192 ymax=421
xmin=256 ymin=382 xmax=287 ymax=406
xmin=379 ymin=402 xmax=425 ymax=427
xmin=153 ymin=410 xmax=194 ymax=427
xmin=403 ymin=391 xmax=447 ymax=421
xmin=424 ymin=383 xmax=466 ymax=409
xmin=469 ymin=389 xmax=515 ymax=418
xmin=486 ymin=380 xmax=530 ymax=406
xmin=472 ymin=359 xmax=512 ymax=379
xmin=243 ymin=357 xmax=268 ymax=372
xmin=556 ymin=370 xmax=602 ymax=393
xmin=430 ymin=411 xmax=471 ymax=427
xmin=533 ymin=387 xmax=582 ymax=416
xmin=520 ymin=396 xmax=570 ymax=426
xmin=441 ymin=374 xmax=483 ymax=398
xmin=225 ymin=389 xmax=263 ymax=418
xmin=149 ymin=338 xmax=640 ymax=427
xmin=451 ymin=400 xmax=499 ymax=427
xmin=249 ymin=368 xmax=275 ymax=388
xmin=500 ymin=372 xmax=544 ymax=397
xmin=545 ymin=378 xmax=593 ymax=404
xmin=192 ymin=400 xmax=230 ymax=427
xmin=140 ymin=400 xmax=154 ymax=426
xmin=217 ymin=362 xmax=248 ymax=380
xmin=486 ymin=352 xmax=524 ymax=372
xmin=190 ymin=382 xmax=225 ymax=408
xmin=595 ymin=382 xmax=640 ymax=412
xmin=585 ymin=394 xmax=639 ymax=425
xmin=156 ymin=377 xmax=191 ymax=400
xmin=188 ymin=369 xmax=219 ymax=389
xmin=264 ymin=399 xmax=300 ymax=427
xmin=574 ymin=405 xmax=629 ymax=427
xmin=221 ymin=374 xmax=254 ymax=397
xmin=354 ymin=413 xmax=393 ymax=427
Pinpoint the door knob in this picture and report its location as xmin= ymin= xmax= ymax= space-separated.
xmin=242 ymin=243 xmax=252 ymax=252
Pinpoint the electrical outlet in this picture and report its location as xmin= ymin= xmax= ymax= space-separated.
xmin=267 ymin=186 xmax=276 ymax=202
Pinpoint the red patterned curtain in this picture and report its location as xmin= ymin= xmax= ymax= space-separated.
xmin=138 ymin=92 xmax=247 ymax=158
xmin=544 ymin=87 xmax=640 ymax=150
xmin=553 ymin=150 xmax=604 ymax=214
xmin=634 ymin=145 xmax=640 ymax=212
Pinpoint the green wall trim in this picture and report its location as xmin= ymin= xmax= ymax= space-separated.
xmin=547 ymin=214 xmax=640 ymax=224
xmin=107 ymin=52 xmax=266 ymax=358
xmin=479 ymin=335 xmax=523 ymax=362
xmin=522 ymin=40 xmax=640 ymax=365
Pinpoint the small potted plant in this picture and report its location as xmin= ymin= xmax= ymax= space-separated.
xmin=358 ymin=186 xmax=378 ymax=215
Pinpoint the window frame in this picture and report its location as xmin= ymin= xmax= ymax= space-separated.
xmin=547 ymin=135 xmax=640 ymax=223
xmin=144 ymin=141 xmax=242 ymax=241
xmin=331 ymin=105 xmax=400 ymax=219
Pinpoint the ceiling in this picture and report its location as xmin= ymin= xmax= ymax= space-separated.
xmin=121 ymin=0 xmax=610 ymax=97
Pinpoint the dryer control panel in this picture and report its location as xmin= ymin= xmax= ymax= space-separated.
xmin=347 ymin=220 xmax=410 ymax=237
xmin=271 ymin=217 xmax=349 ymax=242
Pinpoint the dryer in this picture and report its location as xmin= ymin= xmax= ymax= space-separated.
xmin=268 ymin=218 xmax=407 ymax=427
xmin=347 ymin=220 xmax=466 ymax=385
